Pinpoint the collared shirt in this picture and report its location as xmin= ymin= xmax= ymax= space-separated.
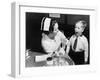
xmin=69 ymin=35 xmax=88 ymax=52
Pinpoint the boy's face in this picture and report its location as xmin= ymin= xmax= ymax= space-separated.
xmin=75 ymin=22 xmax=84 ymax=34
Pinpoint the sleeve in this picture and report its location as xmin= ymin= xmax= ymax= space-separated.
xmin=59 ymin=31 xmax=69 ymax=45
xmin=66 ymin=36 xmax=73 ymax=55
xmin=83 ymin=36 xmax=88 ymax=62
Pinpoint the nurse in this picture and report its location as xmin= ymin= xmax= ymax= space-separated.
xmin=41 ymin=17 xmax=68 ymax=57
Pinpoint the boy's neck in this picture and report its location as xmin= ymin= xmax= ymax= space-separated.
xmin=75 ymin=32 xmax=82 ymax=37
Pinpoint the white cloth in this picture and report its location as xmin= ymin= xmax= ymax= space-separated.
xmin=41 ymin=30 xmax=68 ymax=54
xmin=41 ymin=35 xmax=58 ymax=53
xmin=54 ymin=31 xmax=68 ymax=47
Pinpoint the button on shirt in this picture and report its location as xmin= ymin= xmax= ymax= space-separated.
xmin=69 ymin=35 xmax=88 ymax=52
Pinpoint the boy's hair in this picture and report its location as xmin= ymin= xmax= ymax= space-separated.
xmin=76 ymin=20 xmax=87 ymax=29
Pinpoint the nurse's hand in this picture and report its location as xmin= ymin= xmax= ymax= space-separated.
xmin=63 ymin=53 xmax=70 ymax=59
xmin=51 ymin=53 xmax=57 ymax=57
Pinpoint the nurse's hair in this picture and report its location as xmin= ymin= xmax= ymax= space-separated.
xmin=49 ymin=19 xmax=58 ymax=32
xmin=76 ymin=20 xmax=87 ymax=30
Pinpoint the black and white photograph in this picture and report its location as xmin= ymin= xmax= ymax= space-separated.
xmin=25 ymin=12 xmax=90 ymax=67
xmin=11 ymin=2 xmax=97 ymax=77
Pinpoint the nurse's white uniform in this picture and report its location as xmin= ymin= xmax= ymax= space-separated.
xmin=41 ymin=17 xmax=68 ymax=55
xmin=42 ymin=30 xmax=67 ymax=52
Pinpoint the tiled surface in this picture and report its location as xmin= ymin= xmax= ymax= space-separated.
xmin=25 ymin=51 xmax=74 ymax=67
xmin=25 ymin=51 xmax=47 ymax=67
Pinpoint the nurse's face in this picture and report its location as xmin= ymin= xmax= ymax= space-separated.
xmin=53 ymin=23 xmax=59 ymax=33
xmin=48 ymin=22 xmax=58 ymax=39
xmin=48 ymin=32 xmax=56 ymax=39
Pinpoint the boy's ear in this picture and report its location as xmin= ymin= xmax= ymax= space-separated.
xmin=82 ymin=28 xmax=85 ymax=32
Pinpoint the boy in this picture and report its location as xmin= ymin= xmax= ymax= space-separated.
xmin=66 ymin=20 xmax=88 ymax=65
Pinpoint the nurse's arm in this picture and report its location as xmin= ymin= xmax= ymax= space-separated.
xmin=66 ymin=41 xmax=70 ymax=56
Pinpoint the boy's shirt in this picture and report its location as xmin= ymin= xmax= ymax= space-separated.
xmin=69 ymin=34 xmax=88 ymax=52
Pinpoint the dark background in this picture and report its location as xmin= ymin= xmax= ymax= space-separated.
xmin=26 ymin=12 xmax=90 ymax=54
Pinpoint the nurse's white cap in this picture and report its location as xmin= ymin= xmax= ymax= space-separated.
xmin=41 ymin=17 xmax=51 ymax=31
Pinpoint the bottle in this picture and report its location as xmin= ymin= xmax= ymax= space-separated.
xmin=46 ymin=57 xmax=53 ymax=66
